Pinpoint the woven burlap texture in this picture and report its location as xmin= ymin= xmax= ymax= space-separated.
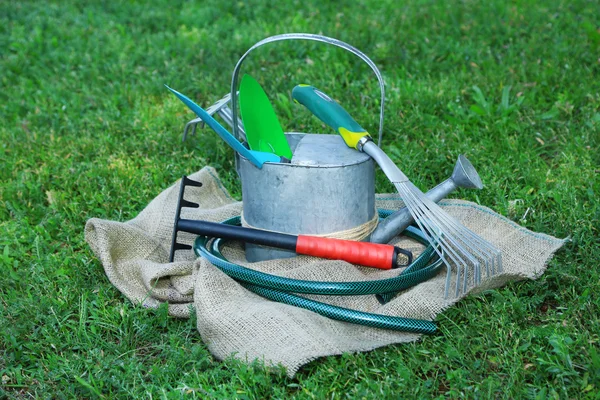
xmin=85 ymin=167 xmax=566 ymax=377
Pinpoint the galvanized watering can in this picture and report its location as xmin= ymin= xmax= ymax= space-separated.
xmin=185 ymin=34 xmax=484 ymax=262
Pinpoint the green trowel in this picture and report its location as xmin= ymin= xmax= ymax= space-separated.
xmin=239 ymin=74 xmax=293 ymax=159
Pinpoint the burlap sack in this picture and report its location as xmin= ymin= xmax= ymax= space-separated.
xmin=85 ymin=167 xmax=566 ymax=376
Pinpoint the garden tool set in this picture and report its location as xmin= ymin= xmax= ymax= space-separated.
xmin=291 ymin=85 xmax=503 ymax=297
xmin=167 ymin=33 xmax=504 ymax=333
xmin=167 ymin=86 xmax=289 ymax=167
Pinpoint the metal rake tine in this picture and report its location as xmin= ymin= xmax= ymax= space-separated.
xmin=444 ymin=221 xmax=499 ymax=276
xmin=205 ymin=92 xmax=233 ymax=115
xmin=205 ymin=103 xmax=223 ymax=116
xmin=219 ymin=106 xmax=247 ymax=140
xmin=398 ymin=182 xmax=470 ymax=297
xmin=405 ymin=189 xmax=480 ymax=295
xmin=435 ymin=216 xmax=486 ymax=294
xmin=403 ymin=192 xmax=470 ymax=297
xmin=180 ymin=178 xmax=202 ymax=209
xmin=482 ymin=247 xmax=502 ymax=277
xmin=484 ymin=245 xmax=502 ymax=277
xmin=401 ymin=181 xmax=496 ymax=296
xmin=182 ymin=93 xmax=234 ymax=142
xmin=448 ymin=225 xmax=502 ymax=287
xmin=416 ymin=196 xmax=487 ymax=291
xmin=408 ymin=203 xmax=457 ymax=297
xmin=413 ymin=190 xmax=500 ymax=286
xmin=183 ymin=118 xmax=202 ymax=142
xmin=462 ymin=233 xmax=501 ymax=280
xmin=395 ymin=187 xmax=455 ymax=286
xmin=182 ymin=176 xmax=203 ymax=187
xmin=496 ymin=250 xmax=503 ymax=273
xmin=488 ymin=244 xmax=503 ymax=275
xmin=173 ymin=242 xmax=192 ymax=251
xmin=181 ymin=199 xmax=199 ymax=209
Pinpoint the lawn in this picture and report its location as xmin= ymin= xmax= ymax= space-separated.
xmin=1 ymin=0 xmax=599 ymax=398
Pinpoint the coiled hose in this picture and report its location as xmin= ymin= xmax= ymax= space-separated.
xmin=193 ymin=210 xmax=443 ymax=334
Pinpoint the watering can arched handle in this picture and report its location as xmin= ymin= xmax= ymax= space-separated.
xmin=229 ymin=33 xmax=386 ymax=147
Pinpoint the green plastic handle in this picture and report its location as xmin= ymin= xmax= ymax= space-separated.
xmin=291 ymin=85 xmax=371 ymax=149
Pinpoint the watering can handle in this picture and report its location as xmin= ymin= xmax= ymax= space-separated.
xmin=229 ymin=33 xmax=386 ymax=147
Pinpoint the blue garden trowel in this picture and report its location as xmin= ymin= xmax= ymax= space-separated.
xmin=166 ymin=86 xmax=286 ymax=168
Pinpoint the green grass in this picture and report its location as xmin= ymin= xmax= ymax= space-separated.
xmin=1 ymin=0 xmax=599 ymax=397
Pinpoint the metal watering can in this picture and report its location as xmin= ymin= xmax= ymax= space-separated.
xmin=184 ymin=34 xmax=484 ymax=262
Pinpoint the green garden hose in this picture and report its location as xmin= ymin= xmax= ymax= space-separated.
xmin=193 ymin=211 xmax=443 ymax=334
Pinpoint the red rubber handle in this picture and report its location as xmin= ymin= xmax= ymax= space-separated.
xmin=296 ymin=236 xmax=396 ymax=270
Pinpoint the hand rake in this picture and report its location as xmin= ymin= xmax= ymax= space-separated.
xmin=169 ymin=176 xmax=414 ymax=270
xmin=292 ymin=84 xmax=503 ymax=298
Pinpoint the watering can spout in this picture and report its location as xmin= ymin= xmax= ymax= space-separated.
xmin=452 ymin=154 xmax=483 ymax=190
xmin=370 ymin=155 xmax=483 ymax=244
